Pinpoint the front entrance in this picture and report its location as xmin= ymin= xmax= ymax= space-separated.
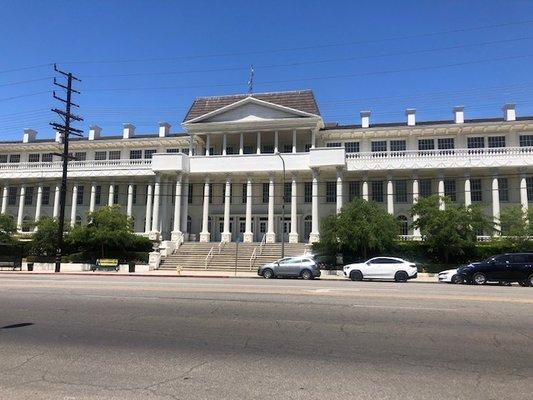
xmin=278 ymin=217 xmax=290 ymax=242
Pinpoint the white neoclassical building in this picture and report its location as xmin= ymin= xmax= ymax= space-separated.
xmin=1 ymin=90 xmax=532 ymax=245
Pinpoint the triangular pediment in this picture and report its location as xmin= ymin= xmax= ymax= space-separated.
xmin=185 ymin=96 xmax=318 ymax=124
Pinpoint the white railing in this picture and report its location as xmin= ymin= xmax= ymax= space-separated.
xmin=218 ymin=241 xmax=226 ymax=254
xmin=259 ymin=233 xmax=267 ymax=255
xmin=204 ymin=246 xmax=214 ymax=269
xmin=0 ymin=158 xmax=153 ymax=172
xmin=249 ymin=247 xmax=257 ymax=271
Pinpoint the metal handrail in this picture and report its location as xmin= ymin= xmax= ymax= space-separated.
xmin=218 ymin=241 xmax=226 ymax=254
xmin=259 ymin=233 xmax=266 ymax=255
xmin=204 ymin=246 xmax=214 ymax=269
xmin=249 ymin=247 xmax=257 ymax=271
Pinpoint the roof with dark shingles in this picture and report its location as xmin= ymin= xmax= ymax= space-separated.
xmin=183 ymin=90 xmax=321 ymax=122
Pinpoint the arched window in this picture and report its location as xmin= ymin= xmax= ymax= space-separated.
xmin=397 ymin=215 xmax=409 ymax=236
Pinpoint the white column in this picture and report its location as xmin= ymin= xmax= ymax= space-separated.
xmin=108 ymin=183 xmax=114 ymax=206
xmin=265 ymin=175 xmax=276 ymax=243
xmin=127 ymin=183 xmax=134 ymax=218
xmin=492 ymin=176 xmax=501 ymax=235
xmin=520 ymin=175 xmax=529 ymax=213
xmin=151 ymin=176 xmax=161 ymax=234
xmin=181 ymin=177 xmax=189 ymax=238
xmin=464 ymin=176 xmax=472 ymax=207
xmin=205 ymin=134 xmax=211 ymax=156
xmin=53 ymin=183 xmax=60 ymax=218
xmin=1 ymin=186 xmax=7 ymax=214
xmin=159 ymin=178 xmax=168 ymax=234
xmin=89 ymin=182 xmax=96 ymax=213
xmin=412 ymin=178 xmax=421 ymax=237
xmin=171 ymin=175 xmax=183 ymax=243
xmin=189 ymin=135 xmax=194 ymax=156
xmin=256 ymin=132 xmax=261 ymax=154
xmin=274 ymin=131 xmax=279 ymax=153
xmin=34 ymin=185 xmax=43 ymax=230
xmin=17 ymin=185 xmax=25 ymax=232
xmin=438 ymin=177 xmax=445 ymax=210
xmin=292 ymin=129 xmax=297 ymax=153
xmin=336 ymin=169 xmax=343 ymax=214
xmin=200 ymin=177 xmax=211 ymax=242
xmin=362 ymin=179 xmax=369 ymax=201
xmin=222 ymin=134 xmax=227 ymax=156
xmin=70 ymin=184 xmax=78 ymax=228
xmin=311 ymin=128 xmax=316 ymax=149
xmin=239 ymin=133 xmax=244 ymax=155
xmin=387 ymin=178 xmax=394 ymax=214
xmin=243 ymin=177 xmax=253 ymax=243
xmin=221 ymin=177 xmax=232 ymax=242
xmin=145 ymin=183 xmax=153 ymax=233
xmin=289 ymin=174 xmax=299 ymax=243
xmin=309 ymin=169 xmax=320 ymax=243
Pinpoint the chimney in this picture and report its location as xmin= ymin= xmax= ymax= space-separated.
xmin=89 ymin=125 xmax=102 ymax=141
xmin=453 ymin=106 xmax=464 ymax=124
xmin=406 ymin=108 xmax=416 ymax=126
xmin=502 ymin=104 xmax=516 ymax=121
xmin=360 ymin=111 xmax=371 ymax=128
xmin=158 ymin=122 xmax=171 ymax=138
xmin=55 ymin=130 xmax=63 ymax=143
xmin=123 ymin=123 xmax=135 ymax=139
xmin=22 ymin=129 xmax=37 ymax=143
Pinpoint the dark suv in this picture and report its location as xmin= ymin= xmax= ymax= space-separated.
xmin=457 ymin=253 xmax=533 ymax=286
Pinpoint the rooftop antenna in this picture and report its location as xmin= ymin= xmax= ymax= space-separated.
xmin=247 ymin=65 xmax=254 ymax=94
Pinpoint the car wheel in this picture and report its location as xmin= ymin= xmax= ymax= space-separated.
xmin=301 ymin=269 xmax=313 ymax=280
xmin=528 ymin=274 xmax=533 ymax=287
xmin=394 ymin=271 xmax=409 ymax=283
xmin=262 ymin=268 xmax=274 ymax=279
xmin=451 ymin=274 xmax=460 ymax=284
xmin=472 ymin=272 xmax=487 ymax=285
xmin=518 ymin=280 xmax=528 ymax=287
xmin=349 ymin=270 xmax=363 ymax=281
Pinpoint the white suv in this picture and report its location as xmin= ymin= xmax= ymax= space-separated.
xmin=343 ymin=257 xmax=417 ymax=282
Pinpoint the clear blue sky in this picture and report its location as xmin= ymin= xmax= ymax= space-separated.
xmin=1 ymin=0 xmax=533 ymax=140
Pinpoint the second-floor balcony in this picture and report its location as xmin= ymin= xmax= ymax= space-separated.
xmin=346 ymin=146 xmax=533 ymax=171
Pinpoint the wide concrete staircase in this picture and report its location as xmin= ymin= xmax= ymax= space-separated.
xmin=159 ymin=241 xmax=309 ymax=271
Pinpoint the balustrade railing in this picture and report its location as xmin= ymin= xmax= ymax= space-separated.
xmin=346 ymin=146 xmax=532 ymax=160
xmin=0 ymin=158 xmax=153 ymax=171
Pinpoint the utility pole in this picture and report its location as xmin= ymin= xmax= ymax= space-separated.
xmin=50 ymin=64 xmax=83 ymax=273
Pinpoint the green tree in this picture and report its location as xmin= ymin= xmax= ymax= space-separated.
xmin=314 ymin=199 xmax=399 ymax=259
xmin=499 ymin=206 xmax=533 ymax=250
xmin=0 ymin=214 xmax=17 ymax=243
xmin=411 ymin=195 xmax=492 ymax=263
xmin=29 ymin=217 xmax=59 ymax=259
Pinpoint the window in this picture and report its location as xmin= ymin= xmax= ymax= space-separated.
xmin=390 ymin=140 xmax=406 ymax=153
xmin=326 ymin=182 xmax=336 ymax=203
xmin=130 ymin=150 xmax=142 ymax=159
xmin=467 ymin=137 xmax=485 ymax=153
xmin=242 ymin=183 xmax=247 ymax=204
xmin=166 ymin=148 xmax=180 ymax=153
xmin=95 ymin=186 xmax=102 ymax=205
xmin=262 ymin=183 xmax=269 ymax=203
xmin=9 ymin=154 xmax=20 ymax=163
xmin=144 ymin=149 xmax=157 ymax=159
xmin=519 ymin=135 xmax=533 ymax=147
xmin=132 ymin=185 xmax=138 ymax=205
xmin=42 ymin=187 xmax=50 ymax=205
xmin=498 ymin=178 xmax=508 ymax=202
xmin=304 ymin=182 xmax=312 ymax=203
xmin=527 ymin=177 xmax=533 ymax=201
xmin=397 ymin=216 xmax=409 ymax=236
xmin=209 ymin=183 xmax=213 ymax=204
xmin=344 ymin=142 xmax=360 ymax=153
xmin=283 ymin=144 xmax=292 ymax=153
xmin=94 ymin=151 xmax=107 ymax=161
xmin=420 ymin=179 xmax=432 ymax=198
xmin=304 ymin=144 xmax=311 ymax=152
xmin=42 ymin=153 xmax=53 ymax=162
xmin=371 ymin=181 xmax=384 ymax=202
xmin=108 ymin=150 xmax=121 ymax=160
xmin=444 ymin=180 xmax=456 ymax=202
xmin=243 ymin=145 xmax=254 ymax=154
xmin=77 ymin=186 xmax=84 ymax=205
xmin=418 ymin=139 xmax=434 ymax=151
xmin=74 ymin=152 xmax=86 ymax=161
xmin=24 ymin=187 xmax=34 ymax=206
xmin=0 ymin=154 xmax=7 ymax=163
xmin=326 ymin=142 xmax=342 ymax=148
xmin=181 ymin=148 xmax=189 ymax=155
xmin=348 ymin=181 xmax=360 ymax=202
xmin=188 ymin=184 xmax=193 ymax=204
xmin=488 ymin=136 xmax=506 ymax=148
xmin=28 ymin=154 xmax=40 ymax=163
xmin=226 ymin=147 xmax=234 ymax=155
xmin=437 ymin=138 xmax=455 ymax=154
xmin=371 ymin=141 xmax=387 ymax=153
xmin=262 ymin=145 xmax=274 ymax=154
xmin=284 ymin=182 xmax=291 ymax=203
xmin=8 ymin=187 xmax=17 ymax=205
xmin=394 ymin=180 xmax=408 ymax=203
xmin=471 ymin=179 xmax=482 ymax=202
xmin=113 ymin=185 xmax=119 ymax=204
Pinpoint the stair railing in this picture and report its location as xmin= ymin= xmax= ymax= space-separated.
xmin=259 ymin=233 xmax=266 ymax=255
xmin=249 ymin=247 xmax=257 ymax=271
xmin=205 ymin=246 xmax=214 ymax=270
xmin=218 ymin=241 xmax=226 ymax=254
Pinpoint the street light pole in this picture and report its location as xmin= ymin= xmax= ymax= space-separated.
xmin=275 ymin=152 xmax=286 ymax=259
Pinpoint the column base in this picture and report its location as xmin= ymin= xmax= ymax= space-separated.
xmin=221 ymin=232 xmax=232 ymax=243
xmin=171 ymin=231 xmax=184 ymax=244
xmin=308 ymin=232 xmax=320 ymax=244
xmin=243 ymin=232 xmax=253 ymax=243
xmin=199 ymin=232 xmax=210 ymax=243
xmin=148 ymin=231 xmax=160 ymax=241
xmin=288 ymin=233 xmax=299 ymax=243
xmin=265 ymin=232 xmax=276 ymax=243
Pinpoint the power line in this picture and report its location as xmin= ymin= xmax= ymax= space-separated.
xmin=0 ymin=91 xmax=51 ymax=103
xmin=0 ymin=76 xmax=53 ymax=88
xmin=0 ymin=63 xmax=53 ymax=75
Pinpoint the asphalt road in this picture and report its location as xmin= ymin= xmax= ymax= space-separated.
xmin=0 ymin=275 xmax=532 ymax=400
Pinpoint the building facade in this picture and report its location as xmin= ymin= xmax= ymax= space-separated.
xmin=1 ymin=90 xmax=532 ymax=244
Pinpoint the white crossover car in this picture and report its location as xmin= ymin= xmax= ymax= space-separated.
xmin=343 ymin=257 xmax=418 ymax=282
xmin=437 ymin=269 xmax=460 ymax=284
